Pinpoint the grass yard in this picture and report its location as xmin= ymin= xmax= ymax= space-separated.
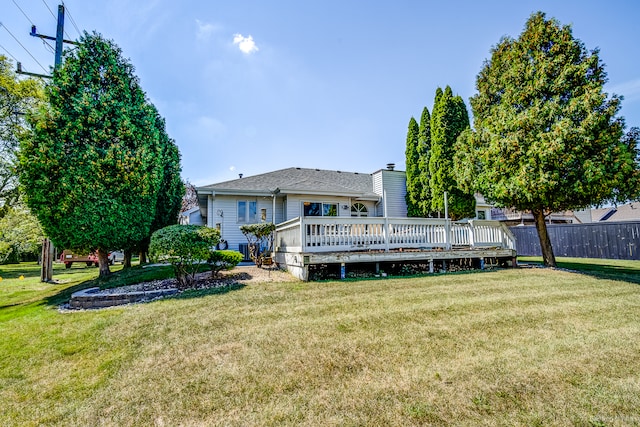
xmin=1 ymin=259 xmax=640 ymax=426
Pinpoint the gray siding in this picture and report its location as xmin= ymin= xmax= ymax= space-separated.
xmin=372 ymin=170 xmax=407 ymax=217
xmin=208 ymin=195 xmax=275 ymax=252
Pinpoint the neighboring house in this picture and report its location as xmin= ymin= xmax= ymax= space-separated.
xmin=586 ymin=203 xmax=640 ymax=223
xmin=196 ymin=165 xmax=407 ymax=255
xmin=179 ymin=206 xmax=205 ymax=225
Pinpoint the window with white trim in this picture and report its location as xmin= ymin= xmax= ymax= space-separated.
xmin=237 ymin=201 xmax=257 ymax=223
xmin=350 ymin=202 xmax=368 ymax=217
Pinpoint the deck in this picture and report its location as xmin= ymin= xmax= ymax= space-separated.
xmin=274 ymin=217 xmax=517 ymax=280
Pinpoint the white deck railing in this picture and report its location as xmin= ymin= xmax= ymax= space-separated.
xmin=275 ymin=217 xmax=516 ymax=254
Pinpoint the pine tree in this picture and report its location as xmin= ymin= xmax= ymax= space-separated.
xmin=404 ymin=117 xmax=421 ymax=217
xmin=454 ymin=12 xmax=640 ymax=266
xmin=416 ymin=107 xmax=432 ymax=216
xmin=429 ymin=86 xmax=475 ymax=220
xmin=20 ymin=32 xmax=165 ymax=276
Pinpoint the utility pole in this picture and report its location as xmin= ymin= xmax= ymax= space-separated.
xmin=17 ymin=4 xmax=79 ymax=79
xmin=19 ymin=4 xmax=79 ymax=282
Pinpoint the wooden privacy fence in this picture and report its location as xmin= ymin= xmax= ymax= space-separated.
xmin=509 ymin=221 xmax=640 ymax=260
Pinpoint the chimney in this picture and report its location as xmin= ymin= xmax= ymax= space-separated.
xmin=238 ymin=173 xmax=243 ymax=179
xmin=386 ymin=163 xmax=395 ymax=171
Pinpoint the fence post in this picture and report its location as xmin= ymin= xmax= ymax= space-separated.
xmin=445 ymin=219 xmax=452 ymax=250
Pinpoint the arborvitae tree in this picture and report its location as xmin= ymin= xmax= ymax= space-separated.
xmin=20 ymin=32 xmax=164 ymax=276
xmin=404 ymin=117 xmax=421 ymax=217
xmin=416 ymin=107 xmax=432 ymax=217
xmin=0 ymin=56 xmax=43 ymax=217
xmin=125 ymin=108 xmax=184 ymax=268
xmin=454 ymin=12 xmax=640 ymax=267
xmin=429 ymin=86 xmax=475 ymax=220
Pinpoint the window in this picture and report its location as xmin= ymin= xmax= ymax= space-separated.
xmin=477 ymin=210 xmax=486 ymax=220
xmin=303 ymin=202 xmax=338 ymax=217
xmin=350 ymin=202 xmax=368 ymax=217
xmin=238 ymin=201 xmax=257 ymax=223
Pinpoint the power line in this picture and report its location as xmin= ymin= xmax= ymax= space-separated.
xmin=0 ymin=22 xmax=49 ymax=73
xmin=0 ymin=43 xmax=20 ymax=63
xmin=62 ymin=2 xmax=81 ymax=38
xmin=11 ymin=0 xmax=34 ymax=26
xmin=40 ymin=0 xmax=73 ymax=40
xmin=41 ymin=39 xmax=55 ymax=54
xmin=41 ymin=0 xmax=57 ymax=23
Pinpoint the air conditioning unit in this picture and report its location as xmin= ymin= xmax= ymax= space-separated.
xmin=238 ymin=243 xmax=250 ymax=261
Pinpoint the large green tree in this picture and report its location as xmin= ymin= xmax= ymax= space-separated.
xmin=0 ymin=56 xmax=43 ymax=217
xmin=429 ymin=86 xmax=475 ymax=220
xmin=125 ymin=107 xmax=184 ymax=267
xmin=19 ymin=32 xmax=165 ymax=276
xmin=404 ymin=116 xmax=421 ymax=216
xmin=454 ymin=12 xmax=640 ymax=266
xmin=0 ymin=205 xmax=45 ymax=264
xmin=416 ymin=107 xmax=432 ymax=217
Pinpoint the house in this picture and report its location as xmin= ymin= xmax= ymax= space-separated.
xmin=196 ymin=164 xmax=407 ymax=255
xmin=584 ymin=203 xmax=640 ymax=223
xmin=196 ymin=165 xmax=516 ymax=280
xmin=179 ymin=206 xmax=205 ymax=225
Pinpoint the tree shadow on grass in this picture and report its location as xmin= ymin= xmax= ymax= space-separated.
xmin=523 ymin=259 xmax=640 ymax=286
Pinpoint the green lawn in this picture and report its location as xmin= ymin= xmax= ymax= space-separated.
xmin=1 ymin=259 xmax=640 ymax=426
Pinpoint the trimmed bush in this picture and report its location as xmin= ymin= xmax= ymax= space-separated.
xmin=208 ymin=250 xmax=244 ymax=277
xmin=240 ymin=223 xmax=275 ymax=268
xmin=149 ymin=225 xmax=220 ymax=289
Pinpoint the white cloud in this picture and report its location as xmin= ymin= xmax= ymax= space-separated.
xmin=233 ymin=34 xmax=259 ymax=54
xmin=229 ymin=166 xmax=236 ymax=171
xmin=196 ymin=19 xmax=220 ymax=40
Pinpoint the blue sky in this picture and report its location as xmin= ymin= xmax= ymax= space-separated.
xmin=2 ymin=0 xmax=639 ymax=186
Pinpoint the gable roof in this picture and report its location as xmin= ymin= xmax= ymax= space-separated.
xmin=197 ymin=167 xmax=380 ymax=200
xmin=591 ymin=203 xmax=640 ymax=222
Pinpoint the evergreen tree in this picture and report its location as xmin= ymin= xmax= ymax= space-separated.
xmin=454 ymin=12 xmax=640 ymax=266
xmin=429 ymin=86 xmax=475 ymax=220
xmin=404 ymin=117 xmax=421 ymax=217
xmin=416 ymin=107 xmax=432 ymax=216
xmin=19 ymin=32 xmax=165 ymax=276
xmin=125 ymin=107 xmax=184 ymax=267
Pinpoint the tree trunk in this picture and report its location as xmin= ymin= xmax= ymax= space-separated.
xmin=40 ymin=238 xmax=53 ymax=282
xmin=139 ymin=251 xmax=148 ymax=265
xmin=532 ymin=208 xmax=556 ymax=267
xmin=123 ymin=249 xmax=132 ymax=268
xmin=96 ymin=248 xmax=111 ymax=277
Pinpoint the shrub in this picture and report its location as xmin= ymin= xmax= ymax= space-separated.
xmin=208 ymin=250 xmax=244 ymax=277
xmin=240 ymin=222 xmax=275 ymax=268
xmin=149 ymin=225 xmax=220 ymax=289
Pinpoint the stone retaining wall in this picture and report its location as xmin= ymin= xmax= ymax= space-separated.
xmin=70 ymin=287 xmax=179 ymax=309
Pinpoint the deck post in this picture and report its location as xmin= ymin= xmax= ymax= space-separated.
xmin=445 ymin=219 xmax=452 ymax=250
xmin=383 ymin=216 xmax=390 ymax=252
xmin=429 ymin=258 xmax=434 ymax=273
xmin=469 ymin=220 xmax=476 ymax=248
xmin=299 ymin=217 xmax=305 ymax=250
